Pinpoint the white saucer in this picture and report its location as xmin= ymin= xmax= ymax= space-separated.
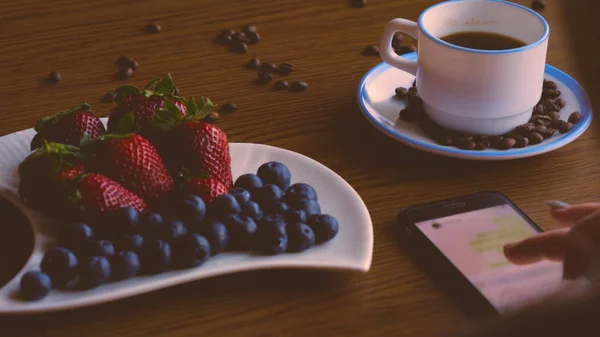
xmin=357 ymin=52 xmax=593 ymax=160
xmin=0 ymin=120 xmax=373 ymax=314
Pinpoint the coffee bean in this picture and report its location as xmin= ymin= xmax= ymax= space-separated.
xmin=393 ymin=33 xmax=404 ymax=46
xmin=273 ymin=80 xmax=289 ymax=91
xmin=501 ymin=138 xmax=516 ymax=150
xmin=102 ymin=91 xmax=116 ymax=103
xmin=551 ymin=119 xmax=567 ymax=129
xmin=488 ymin=136 xmax=503 ymax=148
xmin=436 ymin=135 xmax=454 ymax=146
xmin=457 ymin=138 xmax=476 ymax=150
xmin=542 ymin=89 xmax=561 ymax=99
xmin=540 ymin=97 xmax=556 ymax=112
xmin=363 ymin=45 xmax=379 ymax=56
xmin=220 ymin=103 xmax=237 ymax=113
xmin=412 ymin=79 xmax=417 ymax=88
xmin=542 ymin=127 xmax=556 ymax=139
xmin=533 ymin=104 xmax=546 ymax=115
xmin=260 ymin=63 xmax=277 ymax=73
xmin=247 ymin=58 xmax=261 ymax=69
xmin=246 ymin=31 xmax=260 ymax=44
xmin=543 ymin=79 xmax=556 ymax=90
xmin=145 ymin=23 xmax=161 ymax=34
xmin=47 ymin=71 xmax=61 ymax=83
xmin=231 ymin=41 xmax=248 ymax=54
xmin=222 ymin=29 xmax=235 ymax=36
xmin=547 ymin=110 xmax=560 ymax=121
xmin=559 ymin=122 xmax=574 ymax=134
xmin=534 ymin=125 xmax=547 ymax=134
xmin=352 ymin=0 xmax=366 ymax=8
xmin=568 ymin=111 xmax=582 ymax=124
xmin=397 ymin=45 xmax=417 ymax=55
xmin=395 ymin=87 xmax=408 ymax=98
xmin=290 ymin=81 xmax=308 ymax=92
xmin=514 ymin=135 xmax=529 ymax=148
xmin=242 ymin=25 xmax=257 ymax=35
xmin=117 ymin=56 xmax=138 ymax=70
xmin=205 ymin=111 xmax=220 ymax=122
xmin=516 ymin=123 xmax=535 ymax=135
xmin=555 ymin=97 xmax=566 ymax=109
xmin=233 ymin=32 xmax=250 ymax=44
xmin=117 ymin=67 xmax=134 ymax=80
xmin=527 ymin=132 xmax=544 ymax=145
xmin=277 ymin=63 xmax=294 ymax=75
xmin=216 ymin=33 xmax=233 ymax=44
xmin=532 ymin=0 xmax=546 ymax=10
xmin=257 ymin=72 xmax=273 ymax=84
xmin=475 ymin=138 xmax=491 ymax=150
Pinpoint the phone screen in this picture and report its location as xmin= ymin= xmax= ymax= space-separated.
xmin=415 ymin=203 xmax=594 ymax=315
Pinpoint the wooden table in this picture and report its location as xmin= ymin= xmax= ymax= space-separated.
xmin=1 ymin=0 xmax=598 ymax=336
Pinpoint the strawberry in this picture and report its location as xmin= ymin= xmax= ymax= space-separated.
xmin=31 ymin=103 xmax=106 ymax=150
xmin=187 ymin=177 xmax=228 ymax=203
xmin=107 ymin=74 xmax=186 ymax=135
xmin=73 ymin=173 xmax=148 ymax=216
xmin=18 ymin=142 xmax=87 ymax=217
xmin=86 ymin=134 xmax=174 ymax=203
xmin=153 ymin=98 xmax=233 ymax=189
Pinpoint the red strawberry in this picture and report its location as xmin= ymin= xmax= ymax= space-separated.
xmin=107 ymin=74 xmax=186 ymax=135
xmin=87 ymin=134 xmax=174 ymax=202
xmin=187 ymin=177 xmax=228 ymax=203
xmin=32 ymin=103 xmax=106 ymax=150
xmin=18 ymin=142 xmax=87 ymax=217
xmin=153 ymin=98 xmax=233 ymax=189
xmin=74 ymin=173 xmax=148 ymax=216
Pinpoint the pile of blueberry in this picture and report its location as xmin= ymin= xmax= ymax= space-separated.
xmin=19 ymin=161 xmax=339 ymax=301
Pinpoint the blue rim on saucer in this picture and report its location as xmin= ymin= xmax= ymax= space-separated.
xmin=357 ymin=52 xmax=593 ymax=160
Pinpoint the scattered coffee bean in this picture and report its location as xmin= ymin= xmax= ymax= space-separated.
xmin=542 ymin=127 xmax=556 ymax=139
xmin=501 ymin=138 xmax=516 ymax=150
xmin=516 ymin=123 xmax=535 ymax=135
xmin=220 ymin=103 xmax=237 ymax=113
xmin=117 ymin=67 xmax=134 ymax=80
xmin=542 ymin=89 xmax=561 ymax=99
xmin=547 ymin=110 xmax=560 ymax=121
xmin=117 ymin=56 xmax=138 ymax=71
xmin=233 ymin=32 xmax=250 ymax=44
xmin=247 ymin=31 xmax=260 ymax=44
xmin=222 ymin=29 xmax=235 ymax=36
xmin=532 ymin=0 xmax=546 ymax=10
xmin=475 ymin=138 xmax=491 ymax=150
xmin=412 ymin=79 xmax=417 ymax=88
xmin=533 ymin=125 xmax=547 ymax=134
xmin=102 ymin=91 xmax=117 ymax=103
xmin=533 ymin=104 xmax=546 ymax=115
xmin=458 ymin=138 xmax=476 ymax=150
xmin=552 ymin=119 xmax=567 ymax=129
xmin=277 ymin=63 xmax=294 ymax=75
xmin=395 ymin=87 xmax=408 ymax=98
xmin=540 ymin=97 xmax=556 ymax=112
xmin=231 ymin=41 xmax=248 ymax=54
xmin=514 ymin=135 xmax=529 ymax=148
xmin=555 ymin=97 xmax=566 ymax=109
xmin=352 ymin=0 xmax=367 ymax=8
xmin=290 ymin=81 xmax=308 ymax=92
xmin=242 ymin=25 xmax=257 ymax=35
xmin=206 ymin=111 xmax=220 ymax=122
xmin=397 ymin=45 xmax=417 ymax=55
xmin=543 ymin=80 xmax=556 ymax=90
xmin=273 ymin=80 xmax=289 ymax=91
xmin=393 ymin=33 xmax=404 ymax=46
xmin=436 ymin=135 xmax=454 ymax=146
xmin=559 ymin=122 xmax=574 ymax=134
xmin=145 ymin=23 xmax=161 ymax=34
xmin=363 ymin=45 xmax=379 ymax=56
xmin=247 ymin=58 xmax=261 ymax=69
xmin=568 ymin=111 xmax=581 ymax=124
xmin=527 ymin=132 xmax=544 ymax=145
xmin=216 ymin=33 xmax=233 ymax=44
xmin=257 ymin=72 xmax=273 ymax=84
xmin=399 ymin=108 xmax=419 ymax=122
xmin=260 ymin=62 xmax=277 ymax=73
xmin=47 ymin=71 xmax=61 ymax=83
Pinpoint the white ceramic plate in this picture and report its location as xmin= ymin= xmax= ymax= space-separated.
xmin=0 ymin=120 xmax=373 ymax=314
xmin=358 ymin=52 xmax=593 ymax=160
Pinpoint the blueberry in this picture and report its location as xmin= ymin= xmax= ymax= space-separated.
xmin=263 ymin=200 xmax=289 ymax=215
xmin=240 ymin=201 xmax=263 ymax=221
xmin=283 ymin=209 xmax=307 ymax=225
xmin=253 ymin=184 xmax=283 ymax=205
xmin=257 ymin=221 xmax=288 ymax=255
xmin=234 ymin=173 xmax=263 ymax=191
xmin=308 ymin=214 xmax=339 ymax=244
xmin=110 ymin=251 xmax=141 ymax=281
xmin=175 ymin=195 xmax=206 ymax=228
xmin=160 ymin=218 xmax=188 ymax=242
xmin=287 ymin=223 xmax=315 ymax=253
xmin=141 ymin=239 xmax=171 ymax=274
xmin=88 ymin=240 xmax=116 ymax=257
xmin=210 ymin=193 xmax=241 ymax=218
xmin=61 ymin=223 xmax=95 ymax=254
xmin=200 ymin=219 xmax=229 ymax=255
xmin=229 ymin=187 xmax=251 ymax=204
xmin=116 ymin=234 xmax=145 ymax=252
xmin=294 ymin=199 xmax=321 ymax=216
xmin=173 ymin=233 xmax=211 ymax=268
xmin=19 ymin=271 xmax=52 ymax=301
xmin=285 ymin=183 xmax=318 ymax=201
xmin=100 ymin=207 xmax=140 ymax=236
xmin=78 ymin=256 xmax=111 ymax=289
xmin=257 ymin=162 xmax=291 ymax=190
xmin=40 ymin=247 xmax=78 ymax=287
xmin=260 ymin=214 xmax=286 ymax=229
xmin=224 ymin=215 xmax=258 ymax=250
xmin=139 ymin=212 xmax=164 ymax=238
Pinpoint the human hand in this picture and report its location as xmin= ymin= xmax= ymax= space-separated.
xmin=503 ymin=202 xmax=600 ymax=280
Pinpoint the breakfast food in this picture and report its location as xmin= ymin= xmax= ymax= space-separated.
xmin=16 ymin=75 xmax=339 ymax=300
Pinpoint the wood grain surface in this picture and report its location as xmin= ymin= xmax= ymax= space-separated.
xmin=0 ymin=0 xmax=598 ymax=336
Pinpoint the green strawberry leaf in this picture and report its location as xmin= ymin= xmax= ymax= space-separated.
xmin=114 ymin=85 xmax=141 ymax=102
xmin=143 ymin=76 xmax=162 ymax=91
xmin=154 ymin=73 xmax=175 ymax=96
xmin=70 ymin=102 xmax=92 ymax=112
xmin=115 ymin=111 xmax=136 ymax=134
xmin=34 ymin=116 xmax=53 ymax=133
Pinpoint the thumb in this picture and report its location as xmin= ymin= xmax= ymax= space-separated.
xmin=550 ymin=203 xmax=600 ymax=227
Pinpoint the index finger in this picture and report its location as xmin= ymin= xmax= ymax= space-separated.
xmin=503 ymin=228 xmax=570 ymax=265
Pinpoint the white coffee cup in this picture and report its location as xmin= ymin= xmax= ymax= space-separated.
xmin=379 ymin=0 xmax=549 ymax=136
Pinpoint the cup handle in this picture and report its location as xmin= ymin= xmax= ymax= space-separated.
xmin=379 ymin=18 xmax=419 ymax=75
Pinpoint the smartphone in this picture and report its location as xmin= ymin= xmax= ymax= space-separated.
xmin=396 ymin=191 xmax=595 ymax=317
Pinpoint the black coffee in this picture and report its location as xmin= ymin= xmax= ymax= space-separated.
xmin=440 ymin=31 xmax=527 ymax=50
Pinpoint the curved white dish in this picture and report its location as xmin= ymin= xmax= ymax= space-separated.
xmin=0 ymin=120 xmax=373 ymax=314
